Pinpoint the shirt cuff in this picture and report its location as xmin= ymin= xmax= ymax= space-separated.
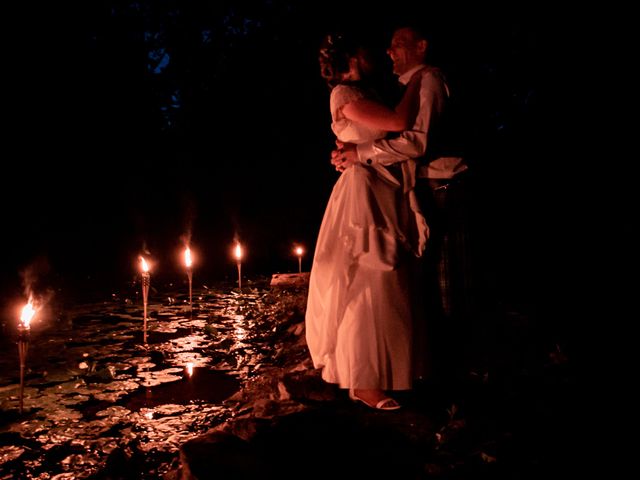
xmin=356 ymin=142 xmax=376 ymax=166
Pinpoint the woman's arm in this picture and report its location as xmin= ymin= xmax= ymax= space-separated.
xmin=341 ymin=70 xmax=424 ymax=132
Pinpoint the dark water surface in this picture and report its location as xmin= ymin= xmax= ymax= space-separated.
xmin=0 ymin=279 xmax=281 ymax=478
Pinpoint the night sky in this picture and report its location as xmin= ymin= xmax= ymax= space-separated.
xmin=3 ymin=1 xmax=598 ymax=321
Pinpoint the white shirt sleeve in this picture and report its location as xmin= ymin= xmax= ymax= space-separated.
xmin=356 ymin=69 xmax=447 ymax=166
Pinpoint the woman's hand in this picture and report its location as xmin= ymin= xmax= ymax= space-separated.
xmin=331 ymin=141 xmax=358 ymax=172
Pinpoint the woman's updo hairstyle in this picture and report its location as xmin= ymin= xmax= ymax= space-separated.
xmin=319 ymin=32 xmax=359 ymax=89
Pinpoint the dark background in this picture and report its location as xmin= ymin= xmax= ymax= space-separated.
xmin=2 ymin=1 xmax=599 ymax=321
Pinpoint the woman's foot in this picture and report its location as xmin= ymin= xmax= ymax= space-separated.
xmin=349 ymin=389 xmax=401 ymax=410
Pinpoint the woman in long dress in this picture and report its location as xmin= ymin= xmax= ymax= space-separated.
xmin=305 ymin=33 xmax=428 ymax=410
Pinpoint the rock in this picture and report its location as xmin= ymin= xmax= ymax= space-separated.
xmin=276 ymin=381 xmax=290 ymax=400
xmin=212 ymin=416 xmax=272 ymax=442
xmin=269 ymin=273 xmax=310 ymax=286
xmin=250 ymin=398 xmax=280 ymax=418
xmin=281 ymin=369 xmax=338 ymax=402
xmin=179 ymin=431 xmax=264 ymax=479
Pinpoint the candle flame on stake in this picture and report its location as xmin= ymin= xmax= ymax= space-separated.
xmin=294 ymin=245 xmax=304 ymax=273
xmin=20 ymin=299 xmax=36 ymax=329
xmin=140 ymin=256 xmax=150 ymax=273
xmin=185 ymin=247 xmax=192 ymax=268
xmin=234 ymin=243 xmax=242 ymax=262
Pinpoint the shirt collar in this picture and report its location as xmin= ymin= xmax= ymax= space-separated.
xmin=398 ymin=64 xmax=427 ymax=85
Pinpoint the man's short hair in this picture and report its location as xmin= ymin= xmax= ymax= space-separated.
xmin=391 ymin=21 xmax=432 ymax=43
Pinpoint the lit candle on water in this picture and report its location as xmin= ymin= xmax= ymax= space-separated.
xmin=294 ymin=246 xmax=304 ymax=273
xmin=185 ymin=246 xmax=193 ymax=310
xmin=18 ymin=298 xmax=36 ymax=414
xmin=234 ymin=243 xmax=243 ymax=292
xmin=140 ymin=256 xmax=151 ymax=344
xmin=20 ymin=301 xmax=34 ymax=331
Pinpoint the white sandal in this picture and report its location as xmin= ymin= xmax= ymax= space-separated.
xmin=349 ymin=390 xmax=401 ymax=411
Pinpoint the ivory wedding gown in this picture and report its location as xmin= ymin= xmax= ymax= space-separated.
xmin=305 ymin=84 xmax=428 ymax=390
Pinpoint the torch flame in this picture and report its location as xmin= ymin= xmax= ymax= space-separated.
xmin=295 ymin=246 xmax=304 ymax=256
xmin=140 ymin=256 xmax=149 ymax=273
xmin=186 ymin=362 xmax=194 ymax=377
xmin=20 ymin=299 xmax=36 ymax=329
xmin=185 ymin=247 xmax=192 ymax=268
xmin=234 ymin=243 xmax=242 ymax=262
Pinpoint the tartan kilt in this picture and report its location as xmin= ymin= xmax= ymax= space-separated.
xmin=417 ymin=172 xmax=474 ymax=320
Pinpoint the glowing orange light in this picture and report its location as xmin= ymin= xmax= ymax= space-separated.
xmin=234 ymin=243 xmax=243 ymax=262
xmin=140 ymin=256 xmax=150 ymax=273
xmin=294 ymin=245 xmax=305 ymax=273
xmin=186 ymin=362 xmax=194 ymax=377
xmin=185 ymin=247 xmax=192 ymax=268
xmin=20 ymin=299 xmax=36 ymax=329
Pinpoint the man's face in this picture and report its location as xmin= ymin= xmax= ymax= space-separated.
xmin=387 ymin=28 xmax=425 ymax=76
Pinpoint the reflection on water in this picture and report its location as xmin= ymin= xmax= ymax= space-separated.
xmin=0 ymin=281 xmax=275 ymax=479
xmin=233 ymin=316 xmax=247 ymax=342
xmin=124 ymin=367 xmax=239 ymax=411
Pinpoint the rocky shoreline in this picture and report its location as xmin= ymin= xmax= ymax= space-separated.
xmin=1 ymin=279 xmax=577 ymax=479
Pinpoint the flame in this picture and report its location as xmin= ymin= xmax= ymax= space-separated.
xmin=185 ymin=247 xmax=192 ymax=268
xmin=295 ymin=246 xmax=304 ymax=256
xmin=20 ymin=299 xmax=36 ymax=329
xmin=185 ymin=362 xmax=194 ymax=377
xmin=234 ymin=243 xmax=242 ymax=262
xmin=140 ymin=256 xmax=150 ymax=273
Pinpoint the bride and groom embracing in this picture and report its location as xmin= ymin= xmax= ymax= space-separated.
xmin=305 ymin=24 xmax=472 ymax=410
